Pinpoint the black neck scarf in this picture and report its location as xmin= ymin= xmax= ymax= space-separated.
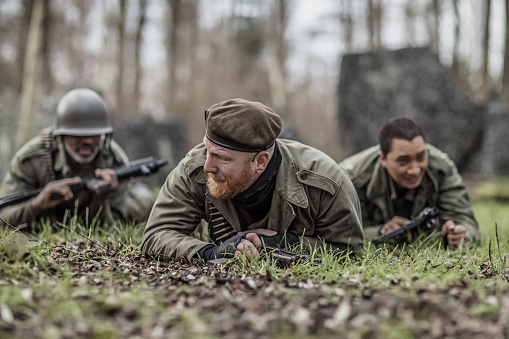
xmin=232 ymin=144 xmax=282 ymax=222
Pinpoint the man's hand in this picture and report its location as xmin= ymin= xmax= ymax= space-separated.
xmin=94 ymin=168 xmax=120 ymax=193
xmin=31 ymin=177 xmax=82 ymax=216
xmin=241 ymin=231 xmax=300 ymax=249
xmin=381 ymin=216 xmax=411 ymax=242
xmin=87 ymin=168 xmax=120 ymax=217
xmin=235 ymin=233 xmax=262 ymax=258
xmin=441 ymin=220 xmax=468 ymax=249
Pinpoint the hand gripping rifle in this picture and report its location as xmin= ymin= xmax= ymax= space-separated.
xmin=207 ymin=202 xmax=320 ymax=266
xmin=372 ymin=207 xmax=439 ymax=245
xmin=0 ymin=157 xmax=168 ymax=210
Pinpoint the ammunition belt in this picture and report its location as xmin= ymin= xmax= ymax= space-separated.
xmin=208 ymin=201 xmax=236 ymax=244
xmin=40 ymin=128 xmax=55 ymax=184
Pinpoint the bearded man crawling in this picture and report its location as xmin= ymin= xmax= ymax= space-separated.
xmin=141 ymin=98 xmax=364 ymax=261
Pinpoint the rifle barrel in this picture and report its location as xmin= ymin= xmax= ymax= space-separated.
xmin=372 ymin=220 xmax=418 ymax=244
xmin=0 ymin=157 xmax=168 ymax=210
xmin=0 ymin=188 xmax=44 ymax=208
xmin=372 ymin=207 xmax=439 ymax=245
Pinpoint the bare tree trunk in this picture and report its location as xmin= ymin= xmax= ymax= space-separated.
xmin=367 ymin=0 xmax=375 ymax=49
xmin=166 ymin=0 xmax=182 ymax=119
xmin=134 ymin=0 xmax=147 ymax=114
xmin=15 ymin=0 xmax=34 ymax=93
xmin=404 ymin=0 xmax=416 ymax=45
xmin=367 ymin=0 xmax=382 ymax=49
xmin=40 ymin=0 xmax=51 ymax=94
xmin=97 ymin=1 xmax=110 ymax=93
xmin=501 ymin=0 xmax=509 ymax=107
xmin=340 ymin=0 xmax=353 ymax=52
xmin=17 ymin=0 xmax=47 ymax=149
xmin=374 ymin=0 xmax=382 ymax=47
xmin=428 ymin=0 xmax=440 ymax=52
xmin=183 ymin=0 xmax=200 ymax=144
xmin=115 ymin=0 xmax=127 ymax=116
xmin=187 ymin=0 xmax=199 ymax=101
xmin=451 ymin=0 xmax=461 ymax=78
xmin=74 ymin=0 xmax=90 ymax=81
xmin=268 ymin=0 xmax=289 ymax=125
xmin=480 ymin=0 xmax=492 ymax=101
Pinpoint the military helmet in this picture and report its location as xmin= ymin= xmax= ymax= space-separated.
xmin=54 ymin=88 xmax=113 ymax=136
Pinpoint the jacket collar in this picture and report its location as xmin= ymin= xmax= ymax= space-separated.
xmin=196 ymin=140 xmax=308 ymax=232
xmin=273 ymin=140 xmax=309 ymax=208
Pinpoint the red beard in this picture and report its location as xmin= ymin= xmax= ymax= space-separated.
xmin=207 ymin=165 xmax=254 ymax=199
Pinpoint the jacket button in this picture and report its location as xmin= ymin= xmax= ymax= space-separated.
xmin=300 ymin=173 xmax=308 ymax=180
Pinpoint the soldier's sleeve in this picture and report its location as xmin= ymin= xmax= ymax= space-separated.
xmin=297 ymin=170 xmax=364 ymax=254
xmin=141 ymin=160 xmax=212 ymax=261
xmin=0 ymin=157 xmax=40 ymax=227
xmin=437 ymin=159 xmax=480 ymax=243
xmin=339 ymin=158 xmax=382 ymax=238
xmin=0 ymin=200 xmax=36 ymax=228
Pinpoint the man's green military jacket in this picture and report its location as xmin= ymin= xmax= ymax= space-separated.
xmin=141 ymin=139 xmax=364 ymax=260
xmin=0 ymin=132 xmax=130 ymax=227
xmin=339 ymin=144 xmax=480 ymax=242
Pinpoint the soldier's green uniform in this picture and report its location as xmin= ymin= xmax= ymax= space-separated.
xmin=0 ymin=132 xmax=130 ymax=227
xmin=141 ymin=139 xmax=364 ymax=260
xmin=0 ymin=88 xmax=156 ymax=228
xmin=339 ymin=144 xmax=480 ymax=242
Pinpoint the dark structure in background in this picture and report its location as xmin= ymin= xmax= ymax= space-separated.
xmin=114 ymin=116 xmax=187 ymax=187
xmin=474 ymin=102 xmax=509 ymax=176
xmin=337 ymin=47 xmax=509 ymax=178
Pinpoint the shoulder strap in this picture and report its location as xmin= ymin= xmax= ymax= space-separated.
xmin=40 ymin=128 xmax=56 ymax=184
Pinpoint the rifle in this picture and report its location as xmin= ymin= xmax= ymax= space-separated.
xmin=206 ymin=202 xmax=320 ymax=266
xmin=206 ymin=245 xmax=321 ymax=267
xmin=263 ymin=245 xmax=321 ymax=267
xmin=372 ymin=207 xmax=439 ymax=245
xmin=0 ymin=157 xmax=168 ymax=210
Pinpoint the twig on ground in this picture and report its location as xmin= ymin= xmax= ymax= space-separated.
xmin=1 ymin=216 xmax=35 ymax=241
xmin=488 ymin=239 xmax=495 ymax=273
xmin=495 ymin=223 xmax=502 ymax=261
xmin=55 ymin=221 xmax=107 ymax=251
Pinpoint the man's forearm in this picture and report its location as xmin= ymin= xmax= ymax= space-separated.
xmin=0 ymin=201 xmax=36 ymax=227
xmin=141 ymin=228 xmax=210 ymax=261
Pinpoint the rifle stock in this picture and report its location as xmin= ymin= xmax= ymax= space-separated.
xmin=0 ymin=157 xmax=168 ymax=210
xmin=372 ymin=207 xmax=439 ymax=245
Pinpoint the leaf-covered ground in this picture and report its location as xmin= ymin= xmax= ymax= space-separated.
xmin=0 ymin=201 xmax=509 ymax=338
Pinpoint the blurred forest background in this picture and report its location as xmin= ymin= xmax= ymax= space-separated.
xmin=1 ymin=0 xmax=508 ymax=180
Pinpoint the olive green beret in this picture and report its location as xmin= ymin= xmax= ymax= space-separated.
xmin=205 ymin=98 xmax=282 ymax=152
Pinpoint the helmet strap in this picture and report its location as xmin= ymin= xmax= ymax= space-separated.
xmin=102 ymin=133 xmax=112 ymax=152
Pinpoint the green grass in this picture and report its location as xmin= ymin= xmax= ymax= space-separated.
xmin=473 ymin=201 xmax=509 ymax=239
xmin=0 ymin=201 xmax=507 ymax=338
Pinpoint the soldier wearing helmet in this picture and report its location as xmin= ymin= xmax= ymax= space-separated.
xmin=0 ymin=88 xmax=156 ymax=228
